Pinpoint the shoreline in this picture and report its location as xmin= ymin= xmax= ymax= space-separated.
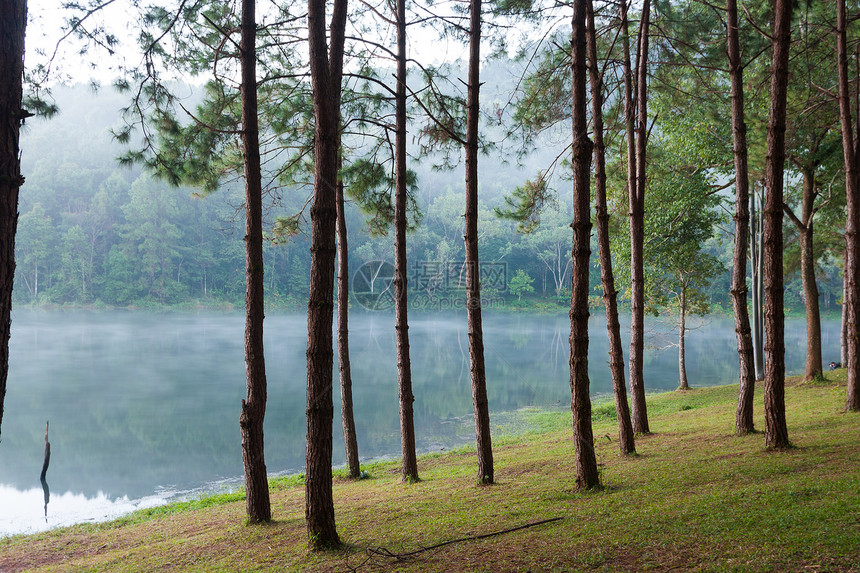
xmin=1 ymin=374 xmax=858 ymax=571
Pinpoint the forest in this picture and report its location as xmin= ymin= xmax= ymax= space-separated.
xmin=8 ymin=82 xmax=849 ymax=315
xmin=10 ymin=82 xmax=617 ymax=311
xmin=1 ymin=0 xmax=859 ymax=555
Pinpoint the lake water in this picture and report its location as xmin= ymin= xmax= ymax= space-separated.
xmin=0 ymin=309 xmax=841 ymax=535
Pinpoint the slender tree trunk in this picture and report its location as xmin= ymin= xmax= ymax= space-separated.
xmin=784 ymin=167 xmax=822 ymax=381
xmin=727 ymin=0 xmax=756 ymax=433
xmin=0 ymin=0 xmax=26 ymax=439
xmin=799 ymin=224 xmax=822 ymax=380
xmin=621 ymin=1 xmax=637 ymax=230
xmin=570 ymin=0 xmax=600 ymax=489
xmin=678 ymin=287 xmax=689 ymax=390
xmin=394 ymin=0 xmax=419 ymax=482
xmin=751 ymin=190 xmax=765 ymax=380
xmin=306 ymin=0 xmax=347 ymax=548
xmin=842 ymin=280 xmax=849 ymax=368
xmin=629 ymin=0 xmax=651 ymax=434
xmin=238 ymin=0 xmax=271 ymax=523
xmin=763 ymin=0 xmax=791 ymax=449
xmin=336 ymin=158 xmax=360 ymax=478
xmin=837 ymin=0 xmax=860 ymax=411
xmin=587 ymin=0 xmax=634 ymax=455
xmin=464 ymin=0 xmax=494 ymax=485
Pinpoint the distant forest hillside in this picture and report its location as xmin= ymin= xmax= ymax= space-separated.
xmin=13 ymin=83 xmax=841 ymax=314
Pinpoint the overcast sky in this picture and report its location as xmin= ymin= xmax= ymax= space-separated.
xmin=23 ymin=0 xmax=491 ymax=88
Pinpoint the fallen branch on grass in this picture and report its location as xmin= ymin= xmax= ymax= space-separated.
xmin=345 ymin=517 xmax=564 ymax=571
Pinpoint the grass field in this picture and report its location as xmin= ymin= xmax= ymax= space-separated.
xmin=1 ymin=372 xmax=858 ymax=572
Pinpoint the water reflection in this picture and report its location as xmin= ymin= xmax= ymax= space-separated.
xmin=40 ymin=478 xmax=49 ymax=521
xmin=40 ymin=420 xmax=51 ymax=521
xmin=0 ymin=309 xmax=843 ymax=535
xmin=0 ymin=484 xmax=167 ymax=536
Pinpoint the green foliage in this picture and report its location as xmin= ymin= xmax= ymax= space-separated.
xmin=119 ymin=176 xmax=187 ymax=303
xmin=590 ymin=401 xmax=618 ymax=423
xmin=612 ymin=89 xmax=726 ymax=318
xmin=16 ymin=25 xmax=852 ymax=314
xmin=56 ymin=225 xmax=93 ymax=302
xmin=15 ymin=203 xmax=56 ymax=300
xmin=512 ymin=207 xmax=573 ymax=297
xmin=100 ymin=246 xmax=139 ymax=305
xmin=119 ymin=79 xmax=244 ymax=194
xmin=649 ymin=0 xmax=847 ymax=308
xmin=494 ymin=172 xmax=553 ymax=233
xmin=271 ymin=215 xmax=302 ymax=244
xmin=338 ymin=159 xmax=422 ymax=237
xmin=508 ymin=269 xmax=535 ymax=301
xmin=511 ymin=36 xmax=570 ymax=136
xmin=288 ymin=255 xmax=310 ymax=300
xmin=21 ymin=93 xmax=59 ymax=119
xmin=491 ymin=0 xmax=537 ymax=16
xmin=109 ymin=490 xmax=248 ymax=528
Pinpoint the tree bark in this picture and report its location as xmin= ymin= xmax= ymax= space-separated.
xmin=587 ymin=0 xmax=635 ymax=455
xmin=464 ymin=0 xmax=494 ymax=485
xmin=763 ymin=0 xmax=791 ymax=449
xmin=394 ymin=0 xmax=419 ymax=483
xmin=842 ymin=279 xmax=849 ymax=369
xmin=238 ymin=0 xmax=271 ymax=524
xmin=336 ymin=160 xmax=360 ymax=479
xmin=837 ymin=0 xmax=860 ymax=411
xmin=784 ymin=166 xmax=822 ymax=381
xmin=799 ymin=222 xmax=822 ymax=380
xmin=751 ymin=190 xmax=765 ymax=380
xmin=570 ymin=0 xmax=600 ymax=489
xmin=621 ymin=1 xmax=636 ymax=236
xmin=727 ymin=0 xmax=756 ymax=434
xmin=678 ymin=287 xmax=689 ymax=390
xmin=0 ymin=0 xmax=26 ymax=439
xmin=629 ymin=0 xmax=651 ymax=434
xmin=306 ymin=0 xmax=347 ymax=548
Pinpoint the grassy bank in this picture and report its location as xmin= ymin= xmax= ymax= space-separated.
xmin=1 ymin=374 xmax=858 ymax=572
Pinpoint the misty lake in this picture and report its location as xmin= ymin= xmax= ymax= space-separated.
xmin=0 ymin=309 xmax=842 ymax=535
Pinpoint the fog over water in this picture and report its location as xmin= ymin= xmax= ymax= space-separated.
xmin=0 ymin=309 xmax=841 ymax=535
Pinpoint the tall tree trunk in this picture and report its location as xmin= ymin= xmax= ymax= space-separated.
xmin=238 ymin=0 xmax=271 ymax=524
xmin=799 ymin=224 xmax=821 ymax=379
xmin=784 ymin=167 xmax=822 ymax=381
xmin=837 ymin=0 xmax=860 ymax=411
xmin=842 ymin=279 xmax=849 ymax=368
xmin=465 ymin=0 xmax=494 ymax=485
xmin=394 ymin=0 xmax=419 ymax=482
xmin=0 ymin=0 xmax=26 ymax=438
xmin=629 ymin=0 xmax=651 ymax=434
xmin=306 ymin=0 xmax=347 ymax=549
xmin=587 ymin=0 xmax=634 ymax=455
xmin=336 ymin=158 xmax=360 ymax=479
xmin=727 ymin=0 xmax=756 ymax=434
xmin=621 ymin=0 xmax=636 ymax=232
xmin=678 ymin=287 xmax=689 ymax=390
xmin=763 ymin=0 xmax=791 ymax=449
xmin=570 ymin=0 xmax=600 ymax=489
xmin=751 ymin=190 xmax=765 ymax=380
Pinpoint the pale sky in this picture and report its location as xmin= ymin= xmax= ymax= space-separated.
xmin=24 ymin=0 xmax=531 ymax=87
xmin=26 ymin=0 xmax=145 ymax=85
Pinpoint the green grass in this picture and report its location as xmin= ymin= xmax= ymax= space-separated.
xmin=1 ymin=373 xmax=858 ymax=572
